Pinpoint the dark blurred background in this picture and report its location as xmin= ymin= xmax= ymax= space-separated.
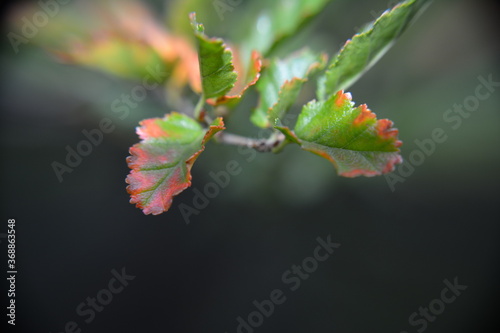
xmin=1 ymin=0 xmax=499 ymax=332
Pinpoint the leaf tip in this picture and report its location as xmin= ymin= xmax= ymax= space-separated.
xmin=334 ymin=90 xmax=353 ymax=107
xmin=376 ymin=119 xmax=403 ymax=148
xmin=189 ymin=12 xmax=204 ymax=34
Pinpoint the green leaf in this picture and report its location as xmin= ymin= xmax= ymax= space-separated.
xmin=126 ymin=113 xmax=225 ymax=215
xmin=16 ymin=0 xmax=172 ymax=82
xmin=207 ymin=50 xmax=263 ymax=108
xmin=55 ymin=37 xmax=168 ymax=81
xmin=276 ymin=91 xmax=402 ymax=177
xmin=238 ymin=0 xmax=333 ymax=61
xmin=251 ymin=49 xmax=327 ymax=128
xmin=317 ymin=0 xmax=430 ymax=100
xmin=190 ymin=13 xmax=238 ymax=100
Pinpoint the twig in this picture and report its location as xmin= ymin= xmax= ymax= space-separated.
xmin=215 ymin=131 xmax=285 ymax=152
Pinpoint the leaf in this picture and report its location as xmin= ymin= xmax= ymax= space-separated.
xmin=276 ymin=91 xmax=402 ymax=177
xmin=15 ymin=0 xmax=202 ymax=90
xmin=207 ymin=50 xmax=263 ymax=107
xmin=317 ymin=0 xmax=430 ymax=100
xmin=251 ymin=49 xmax=327 ymax=128
xmin=55 ymin=37 xmax=168 ymax=81
xmin=190 ymin=13 xmax=238 ymax=100
xmin=15 ymin=0 xmax=172 ymax=81
xmin=238 ymin=0 xmax=333 ymax=61
xmin=126 ymin=113 xmax=225 ymax=215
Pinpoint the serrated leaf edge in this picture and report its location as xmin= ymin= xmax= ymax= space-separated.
xmin=126 ymin=113 xmax=225 ymax=215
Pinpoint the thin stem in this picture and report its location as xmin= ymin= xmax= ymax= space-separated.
xmin=194 ymin=94 xmax=205 ymax=119
xmin=216 ymin=131 xmax=286 ymax=153
xmin=192 ymin=95 xmax=285 ymax=153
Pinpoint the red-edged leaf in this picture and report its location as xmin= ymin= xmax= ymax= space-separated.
xmin=207 ymin=50 xmax=263 ymax=107
xmin=276 ymin=91 xmax=402 ymax=177
xmin=126 ymin=113 xmax=225 ymax=215
xmin=13 ymin=0 xmax=202 ymax=89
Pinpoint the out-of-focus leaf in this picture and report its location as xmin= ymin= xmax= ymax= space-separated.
xmin=251 ymin=49 xmax=327 ymax=128
xmin=167 ymin=0 xmax=216 ymax=37
xmin=191 ymin=13 xmax=238 ymax=100
xmin=317 ymin=0 xmax=430 ymax=100
xmin=238 ymin=0 xmax=333 ymax=61
xmin=126 ymin=113 xmax=225 ymax=215
xmin=276 ymin=91 xmax=402 ymax=177
xmin=9 ymin=0 xmax=200 ymax=90
xmin=55 ymin=37 xmax=167 ymax=81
